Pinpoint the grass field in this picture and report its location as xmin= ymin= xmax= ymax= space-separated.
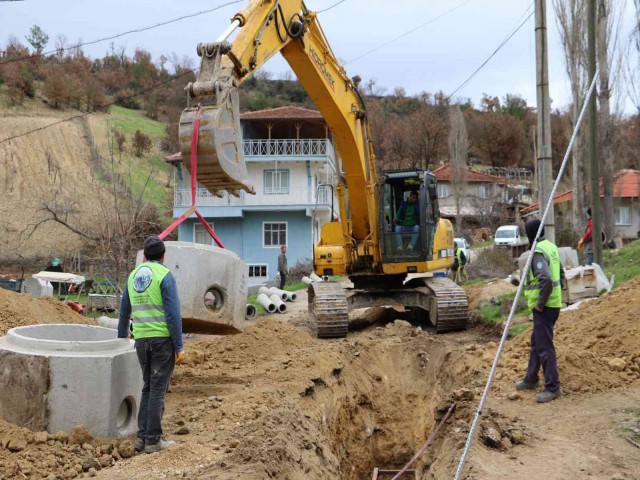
xmin=110 ymin=106 xmax=166 ymax=139
xmin=603 ymin=239 xmax=640 ymax=288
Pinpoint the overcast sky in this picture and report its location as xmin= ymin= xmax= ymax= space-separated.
xmin=1 ymin=0 xmax=637 ymax=112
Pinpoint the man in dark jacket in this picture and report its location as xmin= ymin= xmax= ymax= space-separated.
xmin=515 ymin=219 xmax=566 ymax=403
xmin=278 ymin=245 xmax=288 ymax=290
xmin=118 ymin=236 xmax=184 ymax=453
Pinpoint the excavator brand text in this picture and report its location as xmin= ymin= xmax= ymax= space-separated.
xmin=310 ymin=46 xmax=335 ymax=91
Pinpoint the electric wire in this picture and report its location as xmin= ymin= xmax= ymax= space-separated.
xmin=446 ymin=1 xmax=535 ymax=101
xmin=343 ymin=0 xmax=474 ymax=66
xmin=0 ymin=69 xmax=197 ymax=144
xmin=316 ymin=0 xmax=346 ymax=14
xmin=0 ymin=0 xmax=244 ymax=66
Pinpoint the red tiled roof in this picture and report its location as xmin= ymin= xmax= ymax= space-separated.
xmin=164 ymin=152 xmax=182 ymax=162
xmin=613 ymin=169 xmax=640 ymax=197
xmin=520 ymin=169 xmax=640 ymax=214
xmin=240 ymin=106 xmax=323 ymax=120
xmin=521 ymin=190 xmax=574 ymax=215
xmin=432 ymin=164 xmax=506 ymax=185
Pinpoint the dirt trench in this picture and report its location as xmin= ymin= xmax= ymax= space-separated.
xmin=101 ymin=318 xmax=491 ymax=480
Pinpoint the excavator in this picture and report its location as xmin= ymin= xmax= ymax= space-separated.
xmin=179 ymin=0 xmax=468 ymax=338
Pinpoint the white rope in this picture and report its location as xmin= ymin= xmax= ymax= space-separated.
xmin=453 ymin=69 xmax=599 ymax=480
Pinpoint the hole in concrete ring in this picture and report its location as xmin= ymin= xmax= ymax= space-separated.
xmin=117 ymin=396 xmax=135 ymax=432
xmin=204 ymin=287 xmax=225 ymax=312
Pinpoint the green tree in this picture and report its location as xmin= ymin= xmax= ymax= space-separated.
xmin=26 ymin=25 xmax=49 ymax=55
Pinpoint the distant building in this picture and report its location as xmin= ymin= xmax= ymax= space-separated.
xmin=521 ymin=169 xmax=640 ymax=241
xmin=167 ymin=106 xmax=338 ymax=286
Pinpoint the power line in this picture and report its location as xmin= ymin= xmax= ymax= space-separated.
xmin=446 ymin=2 xmax=535 ymax=101
xmin=344 ymin=0 xmax=474 ymax=66
xmin=0 ymin=69 xmax=197 ymax=144
xmin=316 ymin=0 xmax=346 ymax=14
xmin=0 ymin=0 xmax=244 ymax=66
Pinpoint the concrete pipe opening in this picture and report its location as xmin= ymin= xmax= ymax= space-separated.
xmin=204 ymin=287 xmax=225 ymax=312
xmin=245 ymin=304 xmax=257 ymax=321
xmin=116 ymin=396 xmax=135 ymax=433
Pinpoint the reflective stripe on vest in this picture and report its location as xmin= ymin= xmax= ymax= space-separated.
xmin=524 ymin=240 xmax=562 ymax=309
xmin=127 ymin=261 xmax=171 ymax=339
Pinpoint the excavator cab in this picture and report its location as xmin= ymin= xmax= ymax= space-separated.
xmin=380 ymin=170 xmax=439 ymax=263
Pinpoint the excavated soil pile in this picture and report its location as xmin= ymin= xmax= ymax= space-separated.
xmin=465 ymin=281 xmax=516 ymax=311
xmin=483 ymin=276 xmax=640 ymax=394
xmin=0 ymin=289 xmax=93 ymax=335
xmin=103 ymin=319 xmax=528 ymax=480
xmin=0 ymin=420 xmax=137 ymax=479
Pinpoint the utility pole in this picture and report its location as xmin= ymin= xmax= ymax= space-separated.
xmin=535 ymin=0 xmax=555 ymax=242
xmin=588 ymin=0 xmax=603 ymax=264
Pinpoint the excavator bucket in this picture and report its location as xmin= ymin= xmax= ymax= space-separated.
xmin=179 ymin=89 xmax=253 ymax=196
xmin=178 ymin=43 xmax=253 ymax=196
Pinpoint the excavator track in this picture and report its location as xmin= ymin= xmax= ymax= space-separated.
xmin=307 ymin=282 xmax=349 ymax=339
xmin=421 ymin=276 xmax=469 ymax=333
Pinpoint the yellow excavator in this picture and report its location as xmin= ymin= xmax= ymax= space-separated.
xmin=179 ymin=0 xmax=468 ymax=338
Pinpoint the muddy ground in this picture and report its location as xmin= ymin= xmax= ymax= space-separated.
xmin=0 ymin=280 xmax=639 ymax=479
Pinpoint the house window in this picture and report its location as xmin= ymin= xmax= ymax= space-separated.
xmin=437 ymin=184 xmax=449 ymax=198
xmin=194 ymin=222 xmax=215 ymax=245
xmin=264 ymin=169 xmax=290 ymax=194
xmin=614 ymin=206 xmax=631 ymax=225
xmin=263 ymin=222 xmax=287 ymax=247
xmin=248 ymin=264 xmax=268 ymax=279
xmin=479 ymin=184 xmax=491 ymax=199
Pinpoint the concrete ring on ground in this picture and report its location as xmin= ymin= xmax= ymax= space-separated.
xmin=0 ymin=324 xmax=141 ymax=438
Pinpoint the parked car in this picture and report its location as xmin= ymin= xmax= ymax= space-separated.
xmin=494 ymin=225 xmax=528 ymax=248
xmin=454 ymin=237 xmax=471 ymax=263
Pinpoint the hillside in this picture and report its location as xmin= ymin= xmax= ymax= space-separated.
xmin=0 ymin=94 xmax=172 ymax=262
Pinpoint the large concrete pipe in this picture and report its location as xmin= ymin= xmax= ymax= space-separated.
xmin=269 ymin=294 xmax=287 ymax=313
xmin=302 ymin=276 xmax=313 ymax=285
xmin=309 ymin=273 xmax=323 ymax=283
xmin=245 ymin=304 xmax=257 ymax=321
xmin=263 ymin=287 xmax=287 ymax=301
xmin=285 ymin=290 xmax=297 ymax=301
xmin=257 ymin=293 xmax=276 ymax=313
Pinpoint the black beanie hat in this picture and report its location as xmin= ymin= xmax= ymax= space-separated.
xmin=144 ymin=236 xmax=165 ymax=259
xmin=525 ymin=219 xmax=544 ymax=244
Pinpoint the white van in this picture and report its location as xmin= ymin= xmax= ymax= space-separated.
xmin=494 ymin=225 xmax=527 ymax=248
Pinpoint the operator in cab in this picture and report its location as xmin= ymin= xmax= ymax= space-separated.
xmin=515 ymin=219 xmax=566 ymax=403
xmin=393 ymin=190 xmax=420 ymax=250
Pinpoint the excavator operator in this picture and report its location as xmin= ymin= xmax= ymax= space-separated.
xmin=393 ymin=190 xmax=420 ymax=250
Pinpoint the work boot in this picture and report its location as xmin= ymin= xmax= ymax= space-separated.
xmin=134 ymin=437 xmax=145 ymax=452
xmin=515 ymin=379 xmax=540 ymax=391
xmin=144 ymin=438 xmax=176 ymax=454
xmin=536 ymin=389 xmax=561 ymax=403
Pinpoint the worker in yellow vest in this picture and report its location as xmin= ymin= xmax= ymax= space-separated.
xmin=515 ymin=219 xmax=565 ymax=403
xmin=118 ymin=236 xmax=185 ymax=453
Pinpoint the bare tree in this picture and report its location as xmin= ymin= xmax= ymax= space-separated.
xmin=627 ymin=0 xmax=640 ymax=112
xmin=27 ymin=172 xmax=161 ymax=287
xmin=553 ymin=0 xmax=588 ymax=230
xmin=448 ymin=105 xmax=469 ymax=231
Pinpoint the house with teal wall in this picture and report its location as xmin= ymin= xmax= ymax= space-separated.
xmin=169 ymin=106 xmax=338 ymax=286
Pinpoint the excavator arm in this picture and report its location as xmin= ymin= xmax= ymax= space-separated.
xmin=179 ymin=0 xmax=380 ymax=266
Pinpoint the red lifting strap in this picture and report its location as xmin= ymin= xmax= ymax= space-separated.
xmin=158 ymin=107 xmax=225 ymax=248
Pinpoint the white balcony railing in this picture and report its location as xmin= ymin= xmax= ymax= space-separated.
xmin=243 ymin=139 xmax=330 ymax=157
xmin=174 ymin=186 xmax=332 ymax=208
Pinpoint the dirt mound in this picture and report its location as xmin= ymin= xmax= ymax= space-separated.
xmin=0 ymin=288 xmax=93 ymax=335
xmin=465 ymin=281 xmax=516 ymax=310
xmin=491 ymin=276 xmax=640 ymax=394
xmin=0 ymin=417 xmax=137 ymax=479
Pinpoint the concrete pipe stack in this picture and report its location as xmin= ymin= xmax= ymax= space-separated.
xmin=269 ymin=294 xmax=287 ymax=313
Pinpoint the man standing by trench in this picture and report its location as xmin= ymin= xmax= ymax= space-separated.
xmin=118 ymin=236 xmax=185 ymax=453
xmin=515 ymin=219 xmax=565 ymax=403
xmin=278 ymin=245 xmax=288 ymax=290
